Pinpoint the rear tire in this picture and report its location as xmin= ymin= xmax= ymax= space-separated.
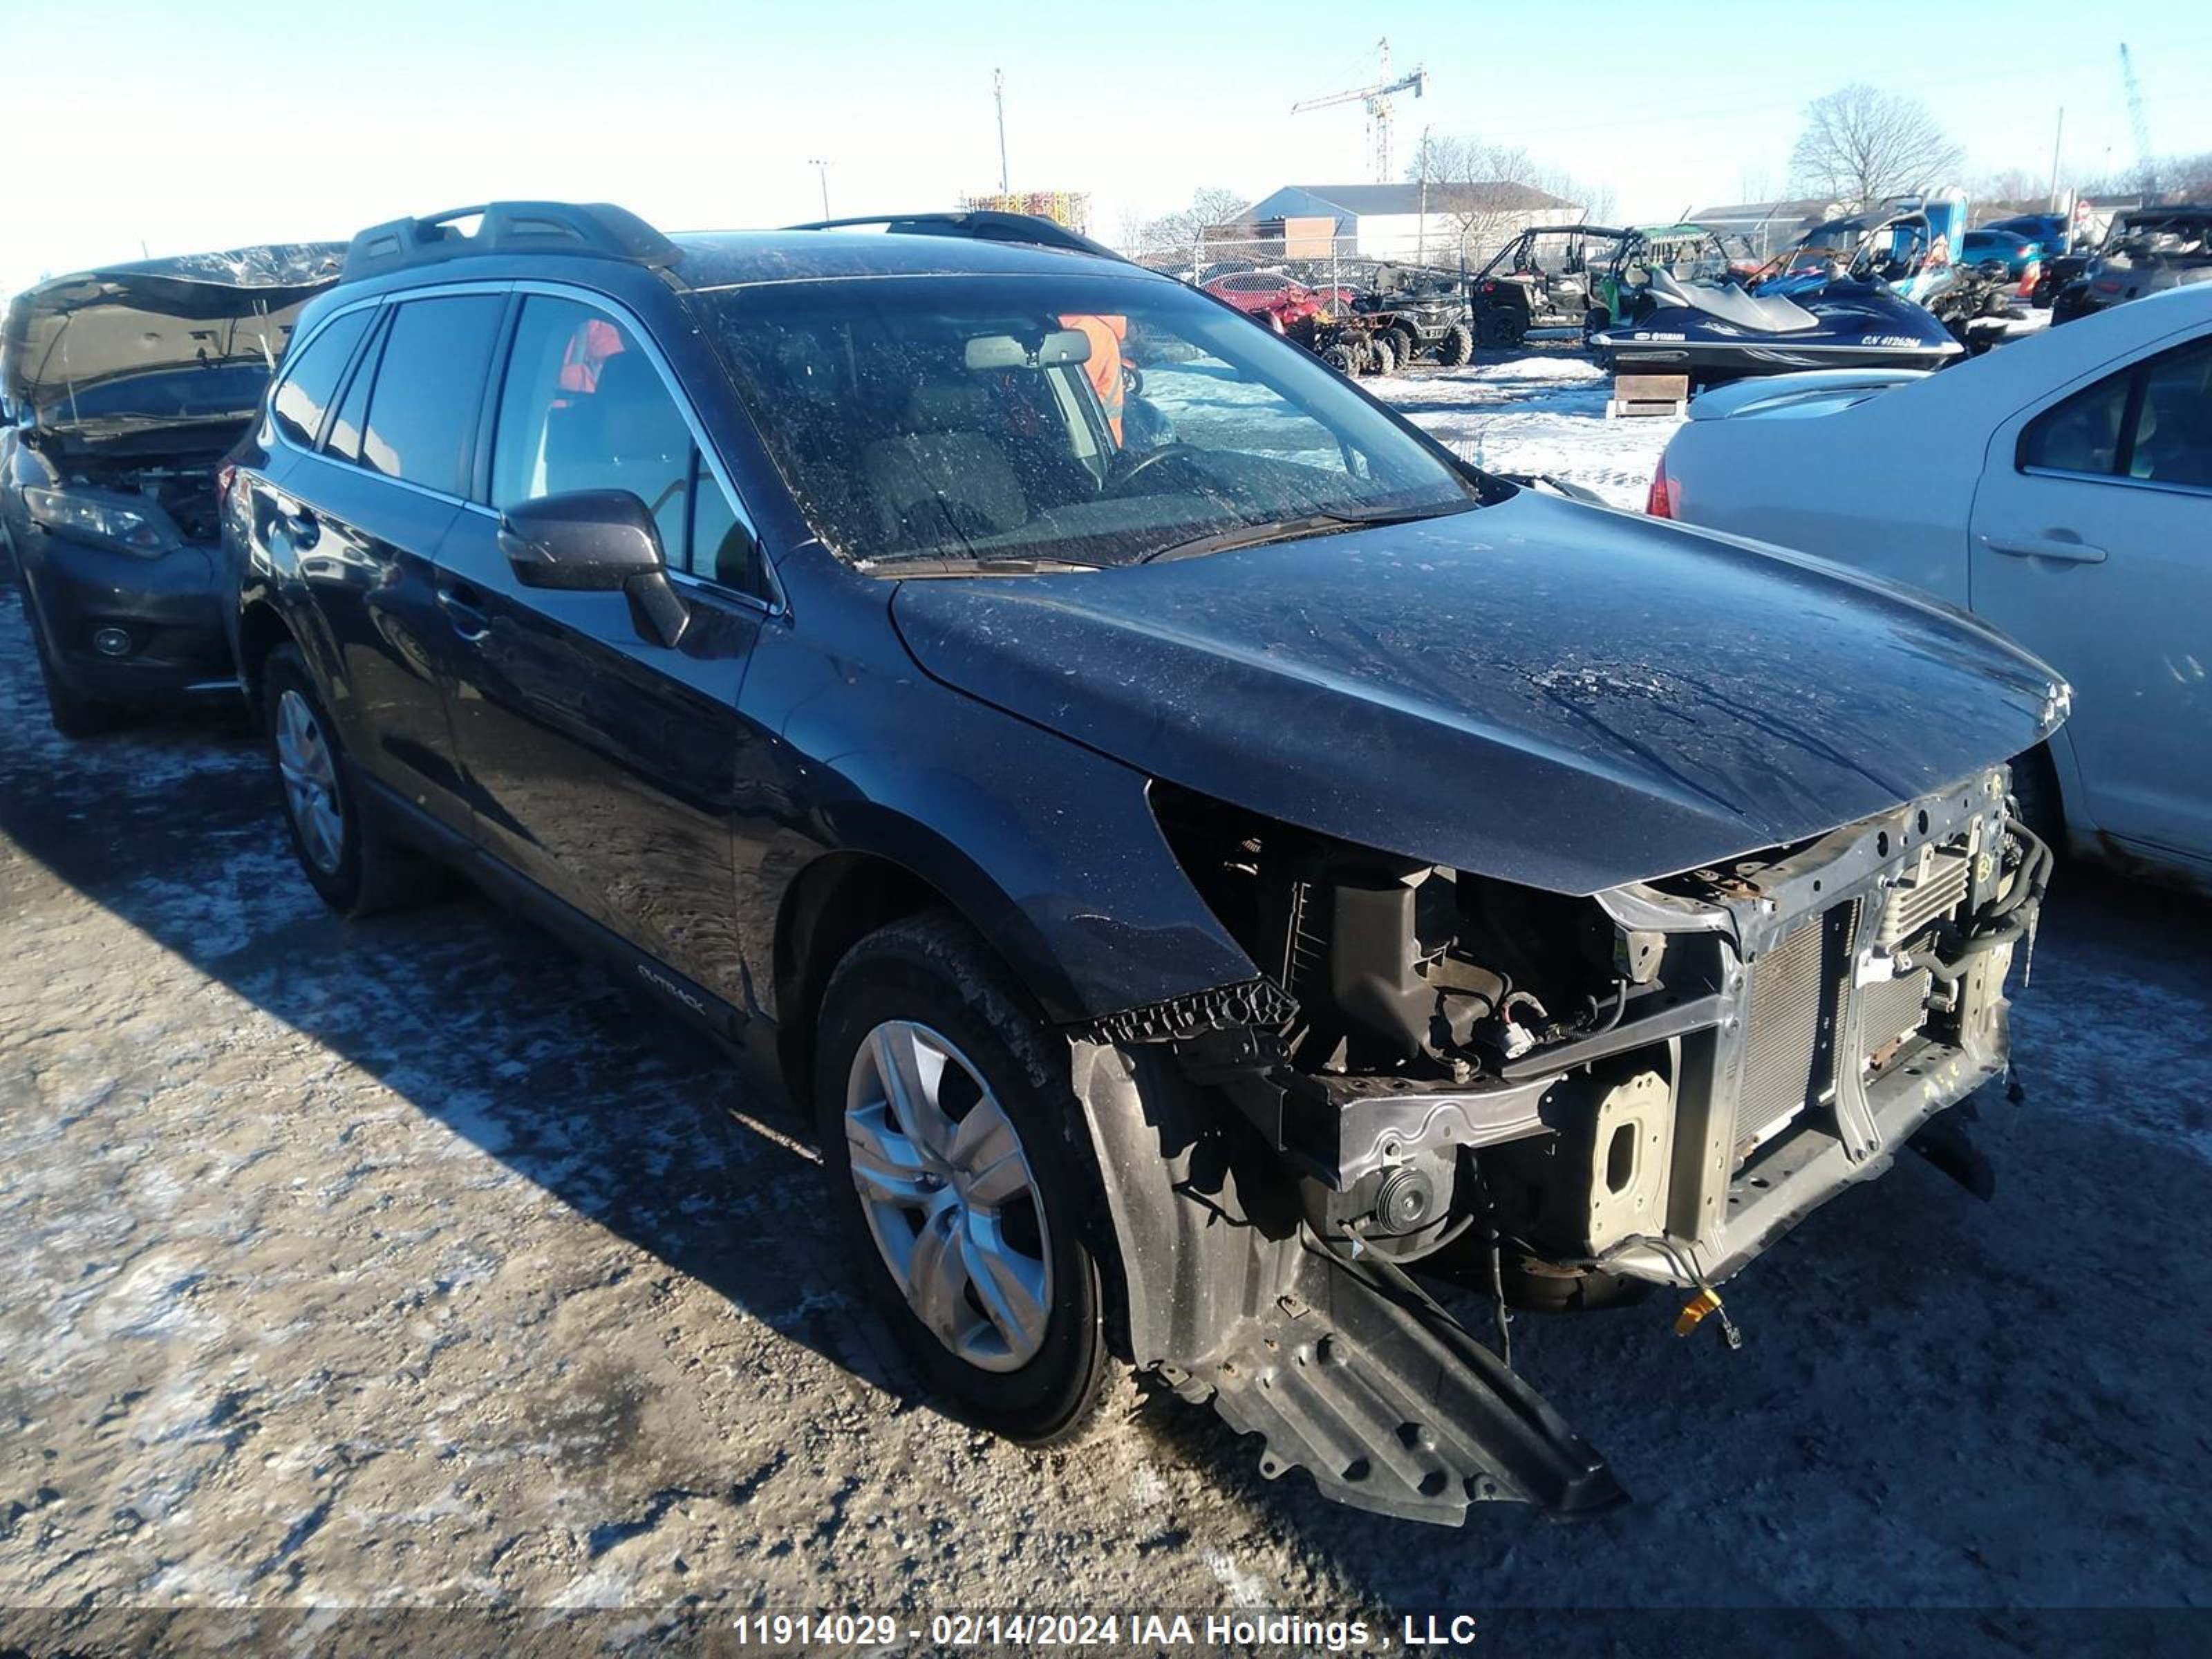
xmin=814 ymin=914 xmax=1113 ymax=1445
xmin=1324 ymin=343 xmax=1360 ymax=376
xmin=262 ymin=645 xmax=437 ymax=917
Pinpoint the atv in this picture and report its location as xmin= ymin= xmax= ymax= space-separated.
xmin=1350 ymin=265 xmax=1475 ymax=368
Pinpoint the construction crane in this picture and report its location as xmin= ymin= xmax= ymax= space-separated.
xmin=1292 ymin=39 xmax=1427 ymax=184
xmin=2118 ymin=41 xmax=2156 ymax=196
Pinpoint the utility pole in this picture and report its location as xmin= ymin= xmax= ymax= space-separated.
xmin=993 ymin=68 xmax=1011 ymax=194
xmin=2047 ymin=108 xmax=2064 ymax=207
xmin=807 ymin=158 xmax=831 ymax=218
xmin=1416 ymin=123 xmax=1431 ymax=266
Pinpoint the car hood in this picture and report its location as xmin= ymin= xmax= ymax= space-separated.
xmin=2 ymin=244 xmax=344 ymax=434
xmin=890 ymin=491 xmax=2068 ymax=894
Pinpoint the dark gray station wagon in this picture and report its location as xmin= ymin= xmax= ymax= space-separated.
xmin=224 ymin=202 xmax=2064 ymax=1521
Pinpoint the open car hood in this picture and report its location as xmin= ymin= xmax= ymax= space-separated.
xmin=891 ymin=490 xmax=2068 ymax=895
xmin=2 ymin=244 xmax=344 ymax=433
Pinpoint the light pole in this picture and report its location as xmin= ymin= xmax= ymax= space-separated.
xmin=993 ymin=70 xmax=1011 ymax=195
xmin=807 ymin=158 xmax=832 ymax=218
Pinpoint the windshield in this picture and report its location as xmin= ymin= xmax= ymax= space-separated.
xmin=695 ymin=272 xmax=1488 ymax=570
xmin=2110 ymin=215 xmax=2212 ymax=259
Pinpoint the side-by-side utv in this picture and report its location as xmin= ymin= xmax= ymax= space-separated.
xmin=1471 ymin=225 xmax=1742 ymax=346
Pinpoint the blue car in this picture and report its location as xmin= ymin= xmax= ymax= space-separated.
xmin=1982 ymin=212 xmax=2073 ymax=259
xmin=1961 ymin=227 xmax=2041 ymax=283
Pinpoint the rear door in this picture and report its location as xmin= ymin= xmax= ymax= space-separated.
xmin=1968 ymin=330 xmax=2212 ymax=861
xmin=278 ymin=290 xmax=509 ymax=833
xmin=435 ymin=289 xmax=774 ymax=1011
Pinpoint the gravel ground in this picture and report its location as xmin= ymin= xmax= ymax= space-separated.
xmin=3 ymin=362 xmax=2209 ymax=1651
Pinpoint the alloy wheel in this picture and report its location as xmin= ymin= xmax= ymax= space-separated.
xmin=843 ymin=1020 xmax=1053 ymax=1372
xmin=274 ymin=688 xmax=345 ymax=875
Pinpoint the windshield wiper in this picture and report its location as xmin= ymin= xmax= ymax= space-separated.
xmin=860 ymin=552 xmax=1103 ymax=578
xmin=1141 ymin=503 xmax=1479 ymax=565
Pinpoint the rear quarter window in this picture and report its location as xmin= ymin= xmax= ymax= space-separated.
xmin=270 ymin=310 xmax=373 ymax=450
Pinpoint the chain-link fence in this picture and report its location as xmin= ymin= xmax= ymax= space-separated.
xmin=1121 ymin=227 xmax=1490 ymax=295
xmin=1117 ymin=208 xmax=1593 ymax=306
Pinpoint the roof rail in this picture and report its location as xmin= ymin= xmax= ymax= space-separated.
xmin=341 ymin=202 xmax=680 ymax=283
xmin=787 ymin=211 xmax=1127 ymax=263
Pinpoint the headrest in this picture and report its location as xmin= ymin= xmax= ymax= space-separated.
xmin=908 ymin=380 xmax=992 ymax=430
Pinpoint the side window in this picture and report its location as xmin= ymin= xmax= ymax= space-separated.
xmin=323 ymin=311 xmax=387 ymax=467
xmin=2020 ymin=368 xmax=2134 ymax=477
xmin=2128 ymin=337 xmax=2212 ymax=489
xmin=270 ymin=309 xmax=373 ymax=449
xmin=359 ymin=294 xmax=506 ymax=494
xmin=491 ymin=295 xmax=762 ymax=591
xmin=2020 ymin=335 xmax=2212 ymax=488
xmin=688 ymin=453 xmax=762 ymax=590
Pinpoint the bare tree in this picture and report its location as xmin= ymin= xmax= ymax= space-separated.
xmin=1126 ymin=187 xmax=1251 ymax=256
xmin=2070 ymin=150 xmax=2212 ymax=205
xmin=1405 ymin=135 xmax=1596 ymax=263
xmin=2156 ymin=151 xmax=2212 ymax=199
xmin=1788 ymin=85 xmax=1964 ymax=205
xmin=1971 ymin=167 xmax=2046 ymax=210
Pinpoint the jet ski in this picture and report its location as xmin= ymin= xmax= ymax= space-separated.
xmin=1590 ymin=197 xmax=1967 ymax=384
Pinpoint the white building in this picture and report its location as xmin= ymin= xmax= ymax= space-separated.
xmin=1228 ymin=182 xmax=1584 ymax=265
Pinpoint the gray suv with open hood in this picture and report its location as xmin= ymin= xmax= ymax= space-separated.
xmin=1 ymin=244 xmax=341 ymax=733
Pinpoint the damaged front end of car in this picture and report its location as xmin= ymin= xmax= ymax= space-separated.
xmin=1069 ymin=768 xmax=2048 ymax=1524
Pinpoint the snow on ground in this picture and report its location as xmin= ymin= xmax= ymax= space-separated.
xmin=3 ymin=353 xmax=2209 ymax=1648
xmin=1367 ymin=350 xmax=1669 ymax=508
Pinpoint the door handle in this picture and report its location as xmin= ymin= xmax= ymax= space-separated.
xmin=436 ymin=582 xmax=492 ymax=641
xmin=1980 ymin=531 xmax=2107 ymax=565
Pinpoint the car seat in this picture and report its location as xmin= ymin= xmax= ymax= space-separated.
xmin=860 ymin=381 xmax=1030 ymax=550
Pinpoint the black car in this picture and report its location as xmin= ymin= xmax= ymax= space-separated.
xmin=1 ymin=246 xmax=342 ymax=733
xmin=2050 ymin=205 xmax=2212 ymax=325
xmin=227 ymin=201 xmax=2063 ymax=1524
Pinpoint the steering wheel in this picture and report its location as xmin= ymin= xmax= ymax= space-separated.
xmin=1106 ymin=442 xmax=1201 ymax=493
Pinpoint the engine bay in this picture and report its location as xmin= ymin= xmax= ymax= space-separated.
xmin=1150 ymin=769 xmax=2047 ymax=1293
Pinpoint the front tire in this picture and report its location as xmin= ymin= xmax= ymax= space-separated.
xmin=262 ymin=645 xmax=435 ymax=917
xmin=814 ymin=915 xmax=1112 ymax=1445
xmin=2009 ymin=744 xmax=2066 ymax=853
xmin=1435 ymin=321 xmax=1474 ymax=366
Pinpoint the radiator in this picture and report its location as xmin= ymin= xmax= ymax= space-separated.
xmin=1736 ymin=903 xmax=1856 ymax=1160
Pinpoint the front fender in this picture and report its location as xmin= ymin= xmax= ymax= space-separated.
xmin=740 ymin=588 xmax=1259 ymax=1025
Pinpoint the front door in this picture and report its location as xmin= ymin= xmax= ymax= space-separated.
xmin=1969 ymin=330 xmax=2212 ymax=863
xmin=439 ymin=291 xmax=776 ymax=1011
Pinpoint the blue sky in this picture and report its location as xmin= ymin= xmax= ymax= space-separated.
xmin=4 ymin=0 xmax=2209 ymax=299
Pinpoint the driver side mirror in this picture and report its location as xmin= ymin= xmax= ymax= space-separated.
xmin=497 ymin=489 xmax=690 ymax=648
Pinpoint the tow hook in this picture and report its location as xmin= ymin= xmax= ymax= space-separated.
xmin=1674 ymin=1286 xmax=1744 ymax=1351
